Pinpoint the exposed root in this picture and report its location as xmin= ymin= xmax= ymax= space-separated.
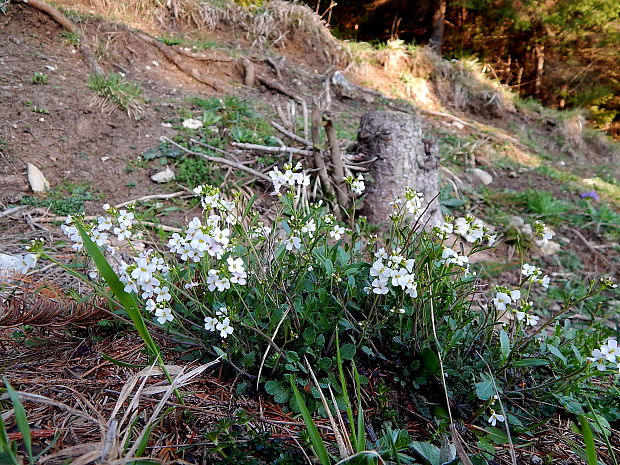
xmin=13 ymin=0 xmax=104 ymax=76
xmin=138 ymin=33 xmax=230 ymax=92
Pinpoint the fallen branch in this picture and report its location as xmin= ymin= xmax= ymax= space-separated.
xmin=270 ymin=121 xmax=313 ymax=147
xmin=34 ymin=214 xmax=183 ymax=233
xmin=13 ymin=0 xmax=103 ymax=75
xmin=138 ymin=34 xmax=228 ymax=92
xmin=231 ymin=141 xmax=313 ymax=156
xmin=162 ymin=137 xmax=272 ymax=182
xmin=115 ymin=191 xmax=190 ymax=208
xmin=324 ymin=113 xmax=349 ymax=209
xmin=310 ymin=105 xmax=338 ymax=214
xmin=257 ymin=75 xmax=304 ymax=103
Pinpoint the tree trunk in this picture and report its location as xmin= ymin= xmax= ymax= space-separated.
xmin=534 ymin=44 xmax=545 ymax=98
xmin=429 ymin=0 xmax=447 ymax=53
xmin=357 ymin=111 xmax=441 ymax=227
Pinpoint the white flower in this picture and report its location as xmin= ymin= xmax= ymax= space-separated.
xmin=216 ymin=317 xmax=234 ymax=338
xmin=301 ymin=219 xmax=317 ymax=237
xmin=330 ymin=225 xmax=346 ymax=240
xmin=284 ymin=235 xmax=302 ymax=251
xmin=487 ymin=234 xmax=497 ymax=246
xmin=525 ymin=314 xmax=539 ymax=326
xmin=372 ymin=278 xmax=389 ymax=295
xmin=510 ymin=289 xmax=521 ymax=301
xmin=487 ymin=410 xmax=505 ymax=427
xmin=204 ymin=316 xmax=217 ymax=332
xmin=145 ymin=299 xmax=157 ymax=313
xmin=538 ymin=275 xmax=551 ymax=289
xmin=492 ymin=292 xmax=512 ymax=311
xmin=18 ymin=254 xmax=37 ymax=274
xmin=374 ymin=248 xmax=388 ymax=260
xmin=601 ymin=339 xmax=618 ymax=363
xmin=154 ymin=286 xmax=172 ymax=303
xmin=227 ymin=257 xmax=245 ymax=274
xmin=588 ymin=349 xmax=608 ymax=371
xmin=131 ymin=258 xmax=156 ymax=283
xmin=97 ymin=216 xmax=113 ymax=231
xmin=370 ymin=259 xmax=392 ymax=281
xmin=350 ymin=174 xmax=365 ymax=195
xmin=182 ymin=118 xmax=203 ymax=129
xmin=521 ymin=264 xmax=537 ymax=277
xmin=155 ymin=307 xmax=174 ymax=324
xmin=453 ymin=217 xmax=469 ymax=236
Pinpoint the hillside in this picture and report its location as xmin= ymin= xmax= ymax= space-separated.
xmin=0 ymin=1 xmax=619 ymax=464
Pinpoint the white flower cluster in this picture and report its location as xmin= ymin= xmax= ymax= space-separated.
xmin=534 ymin=220 xmax=554 ymax=245
xmin=389 ymin=187 xmax=425 ymax=221
xmin=521 ymin=263 xmax=550 ymax=288
xmin=492 ymin=288 xmax=539 ymax=326
xmin=0 ymin=253 xmax=37 ymax=276
xmin=168 ymin=216 xmax=231 ymax=262
xmin=588 ymin=338 xmax=619 ymax=372
xmin=193 ymin=185 xmax=238 ymax=224
xmin=369 ymin=248 xmax=417 ymax=297
xmin=61 ymin=207 xmax=134 ymax=253
xmin=434 ymin=214 xmax=496 ymax=246
xmin=204 ymin=306 xmax=234 ymax=338
xmin=440 ymin=247 xmax=469 ymax=268
xmin=206 ymin=256 xmax=248 ymax=292
xmin=268 ymin=162 xmax=310 ymax=195
xmin=117 ymin=250 xmax=173 ymax=324
xmin=344 ymin=174 xmax=365 ymax=195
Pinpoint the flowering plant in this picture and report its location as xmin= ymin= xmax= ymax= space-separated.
xmin=17 ymin=163 xmax=618 ymax=425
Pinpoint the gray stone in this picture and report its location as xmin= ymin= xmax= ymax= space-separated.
xmin=471 ymin=168 xmax=493 ymax=185
xmin=538 ymin=240 xmax=561 ymax=256
xmin=151 ymin=167 xmax=175 ymax=183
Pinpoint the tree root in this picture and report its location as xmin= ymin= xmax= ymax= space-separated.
xmin=138 ymin=33 xmax=230 ymax=92
xmin=13 ymin=0 xmax=104 ymax=75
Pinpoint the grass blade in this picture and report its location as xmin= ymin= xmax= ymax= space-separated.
xmin=335 ymin=332 xmax=357 ymax=451
xmin=75 ymin=222 xmax=160 ymax=360
xmin=290 ymin=379 xmax=331 ymax=465
xmin=0 ymin=411 xmax=19 ymax=465
xmin=4 ymin=378 xmax=32 ymax=463
xmin=579 ymin=414 xmax=598 ymax=465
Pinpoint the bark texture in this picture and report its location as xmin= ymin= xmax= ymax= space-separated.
xmin=358 ymin=111 xmax=441 ymax=227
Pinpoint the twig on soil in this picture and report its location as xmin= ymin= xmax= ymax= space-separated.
xmin=33 ymin=214 xmax=183 ymax=233
xmin=175 ymin=47 xmax=233 ymax=62
xmin=162 ymin=137 xmax=272 ymax=182
xmin=270 ymin=121 xmax=313 ymax=147
xmin=0 ymin=205 xmax=27 ymax=218
xmin=257 ymin=75 xmax=304 ymax=103
xmin=13 ymin=0 xmax=104 ymax=76
xmin=114 ymin=191 xmax=189 ymax=208
xmin=231 ymin=141 xmax=313 ymax=156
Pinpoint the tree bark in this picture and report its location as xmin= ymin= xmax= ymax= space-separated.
xmin=357 ymin=111 xmax=441 ymax=227
xmin=429 ymin=0 xmax=447 ymax=54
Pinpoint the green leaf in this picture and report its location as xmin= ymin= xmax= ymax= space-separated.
xmin=547 ymin=344 xmax=567 ymax=364
xmin=0 ymin=408 xmax=19 ymax=465
xmin=499 ymin=329 xmax=511 ymax=361
xmin=101 ymin=352 xmax=145 ymax=368
xmin=4 ymin=378 xmax=32 ymax=463
xmin=475 ymin=378 xmax=495 ymax=401
xmin=512 ymin=358 xmax=549 ymax=367
xmin=579 ymin=415 xmax=598 ymax=465
xmin=340 ymin=343 xmax=356 ymax=361
xmin=290 ymin=379 xmax=330 ymax=465
xmin=420 ymin=348 xmax=440 ymax=375
xmin=265 ymin=380 xmax=290 ymax=404
xmin=411 ymin=441 xmax=441 ymax=465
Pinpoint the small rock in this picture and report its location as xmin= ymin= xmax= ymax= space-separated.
xmin=558 ymin=236 xmax=570 ymax=244
xmin=471 ymin=168 xmax=493 ymax=185
xmin=530 ymin=456 xmax=543 ymax=465
xmin=508 ymin=216 xmax=532 ymax=235
xmin=508 ymin=170 xmax=517 ymax=178
xmin=151 ymin=167 xmax=175 ymax=183
xmin=27 ymin=163 xmax=50 ymax=193
xmin=101 ymin=156 xmax=110 ymax=162
xmin=538 ymin=240 xmax=561 ymax=257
